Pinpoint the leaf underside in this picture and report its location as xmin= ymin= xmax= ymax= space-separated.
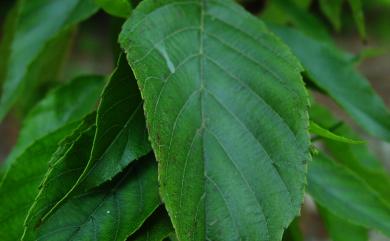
xmin=120 ymin=0 xmax=311 ymax=240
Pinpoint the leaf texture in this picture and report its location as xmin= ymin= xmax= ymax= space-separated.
xmin=68 ymin=55 xmax=151 ymax=193
xmin=22 ymin=115 xmax=96 ymax=241
xmin=35 ymin=155 xmax=160 ymax=241
xmin=120 ymin=0 xmax=311 ymax=240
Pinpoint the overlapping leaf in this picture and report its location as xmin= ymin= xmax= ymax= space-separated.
xmin=310 ymin=102 xmax=390 ymax=204
xmin=22 ymin=116 xmax=96 ymax=240
xmin=0 ymin=122 xmax=79 ymax=241
xmin=0 ymin=0 xmax=98 ymax=120
xmin=3 ymin=75 xmax=104 ymax=166
xmin=308 ymin=153 xmax=390 ymax=236
xmin=271 ymin=25 xmax=390 ymax=141
xmin=128 ymin=206 xmax=174 ymax=241
xmin=67 ymin=55 xmax=150 ymax=194
xmin=309 ymin=121 xmax=363 ymax=144
xmin=120 ymin=0 xmax=311 ymax=240
xmin=35 ymin=155 xmax=160 ymax=241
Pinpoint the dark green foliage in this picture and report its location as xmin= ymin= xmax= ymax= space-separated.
xmin=0 ymin=0 xmax=389 ymax=240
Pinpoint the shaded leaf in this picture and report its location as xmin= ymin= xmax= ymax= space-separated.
xmin=128 ymin=206 xmax=174 ymax=241
xmin=308 ymin=153 xmax=390 ymax=236
xmin=120 ymin=0 xmax=311 ymax=240
xmin=0 ymin=0 xmax=98 ymax=120
xmin=22 ymin=115 xmax=97 ymax=241
xmin=347 ymin=0 xmax=366 ymax=40
xmin=271 ymin=25 xmax=390 ymax=141
xmin=0 ymin=122 xmax=79 ymax=241
xmin=36 ymin=155 xmax=160 ymax=241
xmin=318 ymin=204 xmax=368 ymax=241
xmin=319 ymin=0 xmax=343 ymax=30
xmin=67 ymin=55 xmax=150 ymax=194
xmin=3 ymin=75 xmax=104 ymax=166
xmin=96 ymin=0 xmax=132 ymax=18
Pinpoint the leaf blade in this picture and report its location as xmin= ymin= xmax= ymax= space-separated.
xmin=120 ymin=1 xmax=311 ymax=240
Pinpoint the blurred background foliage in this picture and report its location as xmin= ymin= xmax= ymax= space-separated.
xmin=0 ymin=0 xmax=389 ymax=240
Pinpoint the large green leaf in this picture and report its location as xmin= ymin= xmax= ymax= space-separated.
xmin=0 ymin=122 xmax=79 ymax=241
xmin=64 ymin=55 xmax=150 ymax=197
xmin=3 ymin=75 xmax=104 ymax=166
xmin=128 ymin=206 xmax=174 ymax=241
xmin=120 ymin=0 xmax=311 ymax=240
xmin=22 ymin=115 xmax=97 ymax=241
xmin=0 ymin=0 xmax=98 ymax=120
xmin=308 ymin=153 xmax=390 ymax=236
xmin=35 ymin=155 xmax=160 ymax=241
xmin=270 ymin=25 xmax=390 ymax=141
xmin=318 ymin=205 xmax=368 ymax=241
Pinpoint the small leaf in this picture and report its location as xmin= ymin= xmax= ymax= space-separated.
xmin=308 ymin=153 xmax=390 ymax=236
xmin=0 ymin=122 xmax=79 ymax=241
xmin=309 ymin=121 xmax=364 ymax=144
xmin=128 ymin=206 xmax=174 ymax=241
xmin=347 ymin=0 xmax=366 ymax=40
xmin=0 ymin=0 xmax=99 ymax=120
xmin=271 ymin=25 xmax=390 ymax=141
xmin=36 ymin=155 xmax=160 ymax=241
xmin=3 ymin=75 xmax=104 ymax=167
xmin=120 ymin=0 xmax=311 ymax=240
xmin=319 ymin=0 xmax=343 ymax=30
xmin=96 ymin=0 xmax=132 ymax=18
xmin=318 ymin=205 xmax=368 ymax=241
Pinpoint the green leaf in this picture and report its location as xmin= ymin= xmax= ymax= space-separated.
xmin=319 ymin=0 xmax=343 ymax=30
xmin=3 ymin=75 xmax=104 ymax=167
xmin=318 ymin=205 xmax=368 ymax=241
xmin=310 ymin=102 xmax=390 ymax=204
xmin=309 ymin=121 xmax=364 ymax=144
xmin=0 ymin=122 xmax=79 ymax=241
xmin=308 ymin=152 xmax=390 ymax=236
xmin=270 ymin=25 xmax=390 ymax=141
xmin=128 ymin=206 xmax=174 ymax=241
xmin=262 ymin=0 xmax=331 ymax=41
xmin=120 ymin=1 xmax=311 ymax=240
xmin=22 ymin=115 xmax=97 ymax=241
xmin=0 ymin=0 xmax=98 ymax=120
xmin=347 ymin=0 xmax=366 ymax=40
xmin=26 ymin=55 xmax=151 ymax=229
xmin=35 ymin=155 xmax=160 ymax=241
xmin=96 ymin=0 xmax=132 ymax=18
xmin=69 ymin=55 xmax=151 ymax=192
